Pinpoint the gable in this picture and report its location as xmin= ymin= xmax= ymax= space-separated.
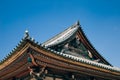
xmin=43 ymin=21 xmax=111 ymax=65
xmin=50 ymin=33 xmax=100 ymax=62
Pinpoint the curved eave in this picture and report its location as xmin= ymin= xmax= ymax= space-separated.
xmin=77 ymin=27 xmax=112 ymax=66
xmin=29 ymin=43 xmax=120 ymax=79
xmin=38 ymin=46 xmax=120 ymax=73
xmin=0 ymin=38 xmax=27 ymax=66
xmin=0 ymin=36 xmax=39 ymax=64
xmin=0 ymin=43 xmax=29 ymax=79
xmin=0 ymin=38 xmax=38 ymax=79
xmin=0 ymin=37 xmax=120 ymax=79
xmin=20 ymin=38 xmax=120 ymax=73
xmin=27 ymin=39 xmax=120 ymax=73
xmin=42 ymin=24 xmax=79 ymax=47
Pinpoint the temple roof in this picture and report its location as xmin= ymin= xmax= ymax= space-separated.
xmin=0 ymin=35 xmax=120 ymax=73
xmin=0 ymin=21 xmax=120 ymax=79
xmin=42 ymin=21 xmax=111 ymax=65
xmin=42 ymin=21 xmax=79 ymax=47
xmin=42 ymin=22 xmax=80 ymax=47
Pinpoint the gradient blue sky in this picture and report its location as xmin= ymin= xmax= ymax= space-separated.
xmin=0 ymin=0 xmax=120 ymax=67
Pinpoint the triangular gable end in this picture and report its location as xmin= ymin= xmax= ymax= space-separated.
xmin=43 ymin=21 xmax=111 ymax=66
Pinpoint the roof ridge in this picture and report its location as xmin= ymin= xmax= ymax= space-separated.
xmin=42 ymin=21 xmax=80 ymax=47
xmin=0 ymin=30 xmax=37 ymax=65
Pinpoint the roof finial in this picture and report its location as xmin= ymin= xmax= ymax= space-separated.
xmin=75 ymin=20 xmax=80 ymax=26
xmin=24 ymin=30 xmax=29 ymax=39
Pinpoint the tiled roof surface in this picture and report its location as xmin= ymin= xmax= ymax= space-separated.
xmin=42 ymin=21 xmax=112 ymax=65
xmin=44 ymin=46 xmax=120 ymax=72
xmin=42 ymin=22 xmax=79 ymax=47
xmin=0 ymin=35 xmax=120 ymax=73
xmin=0 ymin=22 xmax=120 ymax=73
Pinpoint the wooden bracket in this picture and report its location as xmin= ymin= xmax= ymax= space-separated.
xmin=29 ymin=53 xmax=38 ymax=66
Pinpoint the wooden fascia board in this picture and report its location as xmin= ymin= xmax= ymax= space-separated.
xmin=0 ymin=43 xmax=30 ymax=70
xmin=29 ymin=44 xmax=120 ymax=76
xmin=0 ymin=42 xmax=32 ymax=79
xmin=0 ymin=62 xmax=29 ymax=80
xmin=77 ymin=27 xmax=111 ymax=65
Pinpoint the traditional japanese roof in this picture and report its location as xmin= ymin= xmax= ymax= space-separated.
xmin=1 ymin=35 xmax=120 ymax=73
xmin=43 ymin=21 xmax=111 ymax=65
xmin=42 ymin=21 xmax=79 ymax=47
xmin=0 ymin=21 xmax=120 ymax=79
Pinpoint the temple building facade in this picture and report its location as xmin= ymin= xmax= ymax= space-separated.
xmin=0 ymin=21 xmax=120 ymax=80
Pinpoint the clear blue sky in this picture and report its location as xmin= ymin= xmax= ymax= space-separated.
xmin=0 ymin=0 xmax=120 ymax=67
